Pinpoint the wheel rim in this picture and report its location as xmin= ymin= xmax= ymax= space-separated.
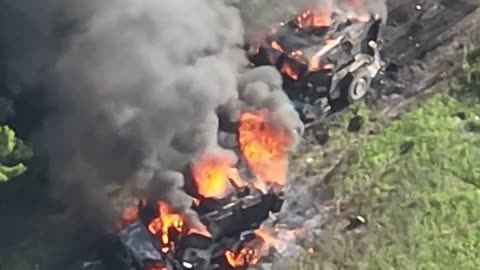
xmin=350 ymin=77 xmax=369 ymax=100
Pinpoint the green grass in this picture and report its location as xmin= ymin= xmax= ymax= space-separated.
xmin=342 ymin=95 xmax=480 ymax=269
xmin=292 ymin=55 xmax=480 ymax=269
xmin=288 ymin=51 xmax=480 ymax=270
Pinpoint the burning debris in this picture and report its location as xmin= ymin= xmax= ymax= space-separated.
xmin=40 ymin=0 xmax=304 ymax=230
xmin=98 ymin=109 xmax=299 ymax=270
xmin=246 ymin=0 xmax=387 ymax=122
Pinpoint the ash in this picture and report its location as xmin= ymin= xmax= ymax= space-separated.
xmin=277 ymin=185 xmax=327 ymax=233
xmin=255 ymin=184 xmax=330 ymax=268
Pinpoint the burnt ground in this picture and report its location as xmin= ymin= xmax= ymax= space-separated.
xmin=0 ymin=0 xmax=480 ymax=270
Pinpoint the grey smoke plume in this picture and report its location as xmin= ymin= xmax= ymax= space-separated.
xmin=2 ymin=0 xmax=386 ymax=227
xmin=2 ymin=0 xmax=304 ymax=225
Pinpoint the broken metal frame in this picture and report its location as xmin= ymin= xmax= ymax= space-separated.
xmin=97 ymin=188 xmax=285 ymax=270
xmin=247 ymin=15 xmax=385 ymax=123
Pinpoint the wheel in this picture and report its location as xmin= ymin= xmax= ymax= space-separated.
xmin=342 ymin=68 xmax=372 ymax=103
xmin=348 ymin=69 xmax=372 ymax=102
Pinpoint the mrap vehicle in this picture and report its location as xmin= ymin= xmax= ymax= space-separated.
xmin=246 ymin=9 xmax=387 ymax=122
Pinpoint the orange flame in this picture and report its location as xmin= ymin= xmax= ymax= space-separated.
xmin=271 ymin=41 xmax=284 ymax=52
xmin=295 ymin=5 xmax=333 ymax=29
xmin=252 ymin=0 xmax=375 ymax=77
xmin=191 ymin=153 xmax=247 ymax=199
xmin=253 ymin=6 xmax=337 ymax=79
xmin=148 ymin=202 xmax=184 ymax=253
xmin=225 ymin=248 xmax=261 ymax=267
xmin=307 ymin=55 xmax=321 ymax=72
xmin=280 ymin=62 xmax=299 ymax=80
xmin=254 ymin=225 xmax=298 ymax=253
xmin=307 ymin=38 xmax=337 ymax=72
xmin=224 ymin=225 xmax=300 ymax=268
xmin=147 ymin=201 xmax=212 ymax=254
xmin=238 ymin=110 xmax=293 ymax=189
xmin=192 ymin=197 xmax=201 ymax=206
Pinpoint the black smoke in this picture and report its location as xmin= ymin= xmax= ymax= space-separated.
xmin=1 ymin=0 xmax=305 ymax=226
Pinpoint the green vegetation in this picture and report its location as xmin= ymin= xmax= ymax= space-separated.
xmin=293 ymin=52 xmax=480 ymax=269
xmin=0 ymin=125 xmax=32 ymax=182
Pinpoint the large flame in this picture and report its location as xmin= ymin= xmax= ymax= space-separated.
xmin=238 ymin=110 xmax=292 ymax=189
xmin=147 ymin=201 xmax=211 ymax=254
xmin=148 ymin=202 xmax=184 ymax=253
xmin=250 ymin=0 xmax=374 ymax=81
xmin=224 ymin=224 xmax=301 ymax=268
xmin=275 ymin=6 xmax=334 ymax=80
xmin=191 ymin=153 xmax=247 ymax=199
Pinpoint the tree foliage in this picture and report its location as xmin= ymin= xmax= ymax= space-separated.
xmin=0 ymin=125 xmax=32 ymax=182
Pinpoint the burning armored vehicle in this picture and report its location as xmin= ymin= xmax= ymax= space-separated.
xmin=97 ymin=110 xmax=294 ymax=270
xmin=246 ymin=5 xmax=387 ymax=122
xmin=99 ymin=187 xmax=285 ymax=270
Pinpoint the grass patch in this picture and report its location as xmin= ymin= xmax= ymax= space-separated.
xmin=295 ymin=58 xmax=480 ymax=269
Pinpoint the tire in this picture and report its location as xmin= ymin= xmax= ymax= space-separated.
xmin=342 ymin=68 xmax=372 ymax=104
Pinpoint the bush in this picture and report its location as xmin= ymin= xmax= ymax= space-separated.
xmin=0 ymin=125 xmax=32 ymax=182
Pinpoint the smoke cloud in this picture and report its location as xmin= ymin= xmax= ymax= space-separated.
xmin=1 ymin=0 xmax=305 ymax=225
xmin=1 ymin=0 xmax=388 ymax=228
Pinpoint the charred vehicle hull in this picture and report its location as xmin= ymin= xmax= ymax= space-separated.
xmin=247 ymin=14 xmax=385 ymax=123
